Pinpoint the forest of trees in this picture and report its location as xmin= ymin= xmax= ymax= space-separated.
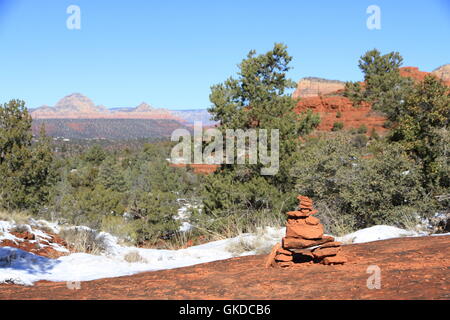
xmin=0 ymin=45 xmax=448 ymax=247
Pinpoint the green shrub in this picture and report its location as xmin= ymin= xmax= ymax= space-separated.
xmin=351 ymin=134 xmax=368 ymax=148
xmin=357 ymin=124 xmax=368 ymax=134
xmin=331 ymin=121 xmax=344 ymax=131
xmin=292 ymin=133 xmax=436 ymax=234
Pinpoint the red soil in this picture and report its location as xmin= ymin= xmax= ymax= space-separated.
xmin=1 ymin=235 xmax=448 ymax=300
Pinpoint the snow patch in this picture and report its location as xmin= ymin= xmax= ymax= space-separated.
xmin=335 ymin=225 xmax=425 ymax=244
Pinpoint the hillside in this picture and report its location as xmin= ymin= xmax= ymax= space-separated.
xmin=294 ymin=65 xmax=450 ymax=133
xmin=32 ymin=118 xmax=190 ymax=140
xmin=30 ymin=93 xmax=212 ymax=139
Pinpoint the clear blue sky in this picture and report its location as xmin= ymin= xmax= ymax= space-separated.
xmin=0 ymin=0 xmax=449 ymax=110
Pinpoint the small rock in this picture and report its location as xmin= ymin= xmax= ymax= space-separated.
xmin=264 ymin=243 xmax=281 ymax=268
xmin=276 ymin=247 xmax=293 ymax=256
xmin=305 ymin=216 xmax=320 ymax=225
xmin=312 ymin=246 xmax=341 ymax=259
xmin=322 ymin=255 xmax=348 ymax=265
xmin=275 ymin=254 xmax=293 ymax=262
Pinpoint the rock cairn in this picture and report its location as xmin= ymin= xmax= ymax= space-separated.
xmin=266 ymin=195 xmax=347 ymax=268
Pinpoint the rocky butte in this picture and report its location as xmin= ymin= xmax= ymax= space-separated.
xmin=294 ymin=64 xmax=450 ymax=134
xmin=293 ymin=77 xmax=346 ymax=99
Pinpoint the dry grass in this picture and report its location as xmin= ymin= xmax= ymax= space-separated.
xmin=315 ymin=202 xmax=356 ymax=236
xmin=123 ymin=251 xmax=147 ymax=263
xmin=59 ymin=228 xmax=105 ymax=255
xmin=0 ymin=211 xmax=32 ymax=224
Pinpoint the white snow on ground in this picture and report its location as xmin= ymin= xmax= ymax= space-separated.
xmin=0 ymin=220 xmax=447 ymax=286
xmin=334 ymin=225 xmax=427 ymax=244
xmin=173 ymin=200 xmax=196 ymax=232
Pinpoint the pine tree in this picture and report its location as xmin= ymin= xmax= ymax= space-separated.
xmin=202 ymin=44 xmax=319 ymax=228
xmin=0 ymin=100 xmax=54 ymax=211
xmin=390 ymin=75 xmax=450 ymax=190
xmin=344 ymin=49 xmax=414 ymax=119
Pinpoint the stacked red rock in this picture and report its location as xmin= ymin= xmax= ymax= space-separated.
xmin=267 ymin=195 xmax=347 ymax=268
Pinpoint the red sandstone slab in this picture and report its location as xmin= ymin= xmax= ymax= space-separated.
xmin=264 ymin=243 xmax=280 ymax=268
xmin=282 ymin=236 xmax=334 ymax=249
xmin=322 ymin=255 xmax=348 ymax=265
xmin=287 ymin=211 xmax=310 ymax=218
xmin=286 ymin=223 xmax=324 ymax=240
xmin=276 ymin=247 xmax=293 ymax=256
xmin=319 ymin=241 xmax=342 ymax=248
xmin=305 ymin=216 xmax=320 ymax=225
xmin=312 ymin=246 xmax=341 ymax=259
xmin=275 ymin=254 xmax=293 ymax=262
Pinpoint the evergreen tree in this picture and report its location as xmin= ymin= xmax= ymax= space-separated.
xmin=202 ymin=43 xmax=319 ymax=230
xmin=390 ymin=75 xmax=450 ymax=190
xmin=344 ymin=49 xmax=414 ymax=119
xmin=0 ymin=100 xmax=54 ymax=211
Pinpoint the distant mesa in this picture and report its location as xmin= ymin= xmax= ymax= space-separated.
xmin=31 ymin=93 xmax=182 ymax=121
xmin=133 ymin=102 xmax=154 ymax=112
xmin=30 ymin=93 xmax=216 ymax=140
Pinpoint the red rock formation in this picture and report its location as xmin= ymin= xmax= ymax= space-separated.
xmin=266 ymin=195 xmax=347 ymax=267
xmin=293 ymin=77 xmax=346 ymax=99
xmin=431 ymin=64 xmax=450 ymax=83
xmin=294 ymin=66 xmax=450 ymax=134
xmin=169 ymin=163 xmax=220 ymax=175
xmin=295 ymin=95 xmax=387 ymax=134
xmin=399 ymin=66 xmax=430 ymax=82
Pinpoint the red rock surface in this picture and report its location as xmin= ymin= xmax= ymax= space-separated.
xmin=295 ymin=95 xmax=387 ymax=134
xmin=0 ymin=231 xmax=68 ymax=259
xmin=0 ymin=235 xmax=448 ymax=299
xmin=432 ymin=64 xmax=450 ymax=83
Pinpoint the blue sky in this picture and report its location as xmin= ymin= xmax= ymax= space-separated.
xmin=0 ymin=0 xmax=449 ymax=110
